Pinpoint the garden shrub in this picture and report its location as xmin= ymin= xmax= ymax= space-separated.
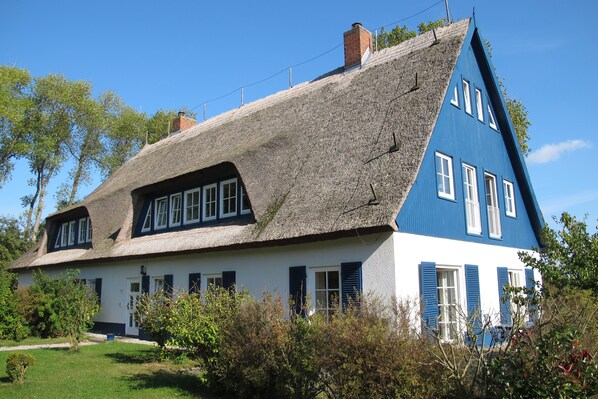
xmin=0 ymin=267 xmax=28 ymax=341
xmin=6 ymin=352 xmax=35 ymax=383
xmin=134 ymin=289 xmax=172 ymax=349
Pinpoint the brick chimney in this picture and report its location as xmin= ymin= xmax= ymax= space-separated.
xmin=171 ymin=111 xmax=196 ymax=133
xmin=343 ymin=22 xmax=373 ymax=69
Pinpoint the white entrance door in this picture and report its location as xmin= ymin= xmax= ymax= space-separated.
xmin=126 ymin=278 xmax=141 ymax=336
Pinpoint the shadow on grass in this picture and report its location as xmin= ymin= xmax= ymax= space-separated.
xmin=123 ymin=370 xmax=219 ymax=398
xmin=0 ymin=376 xmax=12 ymax=383
xmin=105 ymin=350 xmax=158 ymax=364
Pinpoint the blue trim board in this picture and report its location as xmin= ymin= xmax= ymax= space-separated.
xmin=397 ymin=22 xmax=542 ymax=250
xmin=91 ymin=322 xmax=126 ymax=336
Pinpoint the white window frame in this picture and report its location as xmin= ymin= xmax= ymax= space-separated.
xmin=219 ymin=178 xmax=238 ymax=218
xmin=206 ymin=274 xmax=223 ymax=289
xmin=485 ymin=173 xmax=502 ymax=239
xmin=487 ymin=103 xmax=498 ymax=130
xmin=435 ymin=152 xmax=455 ymax=200
xmin=202 ymin=184 xmax=217 ymax=222
xmin=169 ymin=193 xmax=182 ymax=227
xmin=475 ymin=88 xmax=484 ymax=122
xmin=183 ymin=188 xmax=201 ymax=225
xmin=68 ymin=221 xmax=76 ymax=246
xmin=240 ymin=186 xmax=251 ymax=215
xmin=61 ymin=222 xmax=69 ymax=246
xmin=55 ymin=226 xmax=62 ymax=248
xmin=436 ymin=266 xmax=464 ymax=342
xmin=86 ymin=217 xmax=92 ymax=242
xmin=503 ymin=180 xmax=516 ymax=218
xmin=450 ymin=85 xmax=459 ymax=107
xmin=508 ymin=269 xmax=525 ymax=316
xmin=154 ymin=196 xmax=168 ymax=230
xmin=463 ymin=79 xmax=472 ymax=115
xmin=141 ymin=204 xmax=152 ymax=233
xmin=313 ymin=266 xmax=341 ymax=322
xmin=462 ymin=164 xmax=481 ymax=235
xmin=78 ymin=218 xmax=87 ymax=244
xmin=153 ymin=276 xmax=164 ymax=293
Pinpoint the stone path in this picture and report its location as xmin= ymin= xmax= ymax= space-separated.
xmin=0 ymin=333 xmax=156 ymax=352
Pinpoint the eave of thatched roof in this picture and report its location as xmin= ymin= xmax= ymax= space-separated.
xmin=10 ymin=19 xmax=470 ymax=270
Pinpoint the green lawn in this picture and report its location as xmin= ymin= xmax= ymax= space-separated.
xmin=0 ymin=336 xmax=72 ymax=347
xmin=0 ymin=342 xmax=212 ymax=398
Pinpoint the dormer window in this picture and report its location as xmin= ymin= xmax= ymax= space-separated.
xmin=141 ymin=204 xmax=152 ymax=232
xmin=155 ymin=197 xmax=168 ymax=230
xmin=184 ymin=188 xmax=201 ymax=224
xmin=240 ymin=187 xmax=251 ymax=215
xmin=51 ymin=212 xmax=93 ymax=251
xmin=170 ymin=193 xmax=182 ymax=227
xmin=220 ymin=178 xmax=237 ymax=218
xmin=201 ymin=185 xmax=216 ymax=222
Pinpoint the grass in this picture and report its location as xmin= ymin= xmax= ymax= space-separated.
xmin=0 ymin=342 xmax=213 ymax=398
xmin=0 ymin=336 xmax=72 ymax=347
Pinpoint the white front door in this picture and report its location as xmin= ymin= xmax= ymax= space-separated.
xmin=126 ymin=278 xmax=141 ymax=336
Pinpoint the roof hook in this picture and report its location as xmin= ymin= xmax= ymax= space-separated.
xmin=431 ymin=29 xmax=441 ymax=46
xmin=368 ymin=183 xmax=380 ymax=205
xmin=410 ymin=72 xmax=420 ymax=92
xmin=389 ymin=131 xmax=400 ymax=153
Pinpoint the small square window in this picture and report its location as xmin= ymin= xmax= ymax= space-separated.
xmin=435 ymin=152 xmax=455 ymax=200
xmin=154 ymin=197 xmax=168 ymax=230
xmin=475 ymin=88 xmax=484 ymax=122
xmin=207 ymin=275 xmax=223 ymax=289
xmin=463 ymin=80 xmax=472 ymax=115
xmin=450 ymin=85 xmax=459 ymax=107
xmin=170 ymin=193 xmax=182 ymax=227
xmin=141 ymin=204 xmax=152 ymax=232
xmin=202 ymin=184 xmax=217 ymax=222
xmin=184 ymin=188 xmax=201 ymax=224
xmin=503 ymin=180 xmax=516 ymax=217
xmin=219 ymin=178 xmax=238 ymax=218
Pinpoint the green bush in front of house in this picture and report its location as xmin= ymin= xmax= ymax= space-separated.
xmin=6 ymin=351 xmax=35 ymax=383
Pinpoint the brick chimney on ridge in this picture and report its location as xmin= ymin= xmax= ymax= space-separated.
xmin=171 ymin=111 xmax=196 ymax=134
xmin=343 ymin=22 xmax=373 ymax=69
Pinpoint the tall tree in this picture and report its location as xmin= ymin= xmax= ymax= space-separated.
xmin=0 ymin=66 xmax=32 ymax=187
xmin=146 ymin=109 xmax=178 ymax=144
xmin=0 ymin=216 xmax=30 ymax=269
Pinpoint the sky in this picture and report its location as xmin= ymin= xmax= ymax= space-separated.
xmin=1 ymin=0 xmax=597 ymax=231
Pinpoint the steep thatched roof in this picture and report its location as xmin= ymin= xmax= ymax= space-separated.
xmin=11 ymin=20 xmax=470 ymax=270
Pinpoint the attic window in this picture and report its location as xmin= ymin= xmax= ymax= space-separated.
xmin=450 ymin=86 xmax=459 ymax=107
xmin=170 ymin=193 xmax=182 ymax=227
xmin=155 ymin=197 xmax=168 ymax=230
xmin=184 ymin=188 xmax=201 ymax=224
xmin=463 ymin=80 xmax=472 ymax=115
xmin=435 ymin=152 xmax=455 ymax=200
xmin=202 ymin=185 xmax=217 ymax=222
xmin=141 ymin=204 xmax=152 ymax=232
xmin=475 ymin=88 xmax=484 ymax=122
xmin=220 ymin=178 xmax=238 ymax=218
xmin=240 ymin=187 xmax=251 ymax=215
xmin=51 ymin=213 xmax=93 ymax=251
xmin=487 ymin=103 xmax=498 ymax=130
xmin=78 ymin=217 xmax=91 ymax=244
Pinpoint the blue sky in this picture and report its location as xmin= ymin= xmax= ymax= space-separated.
xmin=1 ymin=0 xmax=597 ymax=231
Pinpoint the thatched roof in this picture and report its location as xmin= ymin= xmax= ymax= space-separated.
xmin=11 ymin=20 xmax=470 ymax=270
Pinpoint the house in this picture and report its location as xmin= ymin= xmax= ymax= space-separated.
xmin=10 ymin=19 xmax=543 ymax=340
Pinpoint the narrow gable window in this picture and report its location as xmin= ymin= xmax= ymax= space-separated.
xmin=141 ymin=204 xmax=152 ymax=232
xmin=184 ymin=188 xmax=200 ymax=224
xmin=55 ymin=227 xmax=62 ymax=249
xmin=463 ymin=80 xmax=472 ymax=115
xmin=220 ymin=178 xmax=237 ymax=218
xmin=240 ymin=186 xmax=251 ymax=215
xmin=155 ymin=197 xmax=168 ymax=229
xmin=86 ymin=217 xmax=92 ymax=242
xmin=463 ymin=164 xmax=481 ymax=234
xmin=170 ymin=193 xmax=182 ymax=227
xmin=503 ymin=180 xmax=516 ymax=217
xmin=78 ymin=218 xmax=87 ymax=244
xmin=68 ymin=221 xmax=76 ymax=246
xmin=475 ymin=88 xmax=484 ymax=122
xmin=487 ymin=103 xmax=498 ymax=130
xmin=485 ymin=173 xmax=502 ymax=238
xmin=435 ymin=152 xmax=455 ymax=200
xmin=202 ymin=184 xmax=217 ymax=222
xmin=450 ymin=85 xmax=459 ymax=107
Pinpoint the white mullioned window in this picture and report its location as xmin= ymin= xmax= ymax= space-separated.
xmin=68 ymin=221 xmax=76 ymax=246
xmin=154 ymin=197 xmax=168 ymax=230
xmin=503 ymin=180 xmax=516 ymax=217
xmin=315 ymin=268 xmax=340 ymax=322
xmin=153 ymin=277 xmax=164 ymax=293
xmin=78 ymin=218 xmax=87 ymax=244
xmin=463 ymin=164 xmax=481 ymax=234
xmin=475 ymin=88 xmax=484 ymax=122
xmin=508 ymin=269 xmax=524 ymax=315
xmin=55 ymin=227 xmax=62 ymax=248
xmin=141 ymin=204 xmax=152 ymax=232
xmin=170 ymin=193 xmax=182 ymax=227
xmin=435 ymin=152 xmax=455 ymax=200
xmin=240 ymin=186 xmax=251 ymax=215
xmin=437 ymin=267 xmax=460 ymax=341
xmin=206 ymin=275 xmax=223 ymax=289
xmin=463 ymin=79 xmax=472 ymax=115
xmin=450 ymin=85 xmax=459 ymax=107
xmin=61 ymin=222 xmax=69 ymax=246
xmin=485 ymin=173 xmax=502 ymax=238
xmin=219 ymin=178 xmax=237 ymax=218
xmin=487 ymin=103 xmax=498 ymax=130
xmin=184 ymin=188 xmax=200 ymax=224
xmin=86 ymin=217 xmax=92 ymax=242
xmin=202 ymin=184 xmax=217 ymax=222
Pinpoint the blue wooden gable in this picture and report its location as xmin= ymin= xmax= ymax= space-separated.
xmin=397 ymin=24 xmax=543 ymax=249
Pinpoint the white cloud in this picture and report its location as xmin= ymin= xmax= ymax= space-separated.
xmin=527 ymin=140 xmax=592 ymax=165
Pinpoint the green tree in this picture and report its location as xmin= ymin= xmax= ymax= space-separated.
xmin=146 ymin=109 xmax=178 ymax=144
xmin=0 ymin=216 xmax=31 ymax=269
xmin=519 ymin=212 xmax=597 ymax=295
xmin=0 ymin=66 xmax=32 ymax=188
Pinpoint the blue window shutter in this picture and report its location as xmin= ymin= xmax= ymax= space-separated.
xmin=419 ymin=262 xmax=439 ymax=332
xmin=525 ymin=268 xmax=537 ymax=321
xmin=465 ymin=264 xmax=482 ymax=337
xmin=222 ymin=271 xmax=236 ymax=291
xmin=141 ymin=275 xmax=150 ymax=294
xmin=341 ymin=262 xmax=362 ymax=309
xmin=289 ymin=266 xmax=306 ymax=316
xmin=497 ymin=267 xmax=512 ymax=325
xmin=164 ymin=274 xmax=174 ymax=298
xmin=188 ymin=273 xmax=201 ymax=294
xmin=95 ymin=278 xmax=102 ymax=305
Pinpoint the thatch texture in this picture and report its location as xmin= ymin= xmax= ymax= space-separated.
xmin=11 ymin=20 xmax=470 ymax=270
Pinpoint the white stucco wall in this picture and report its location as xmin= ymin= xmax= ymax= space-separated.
xmin=17 ymin=231 xmax=396 ymax=334
xmin=393 ymin=231 xmax=538 ymax=323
